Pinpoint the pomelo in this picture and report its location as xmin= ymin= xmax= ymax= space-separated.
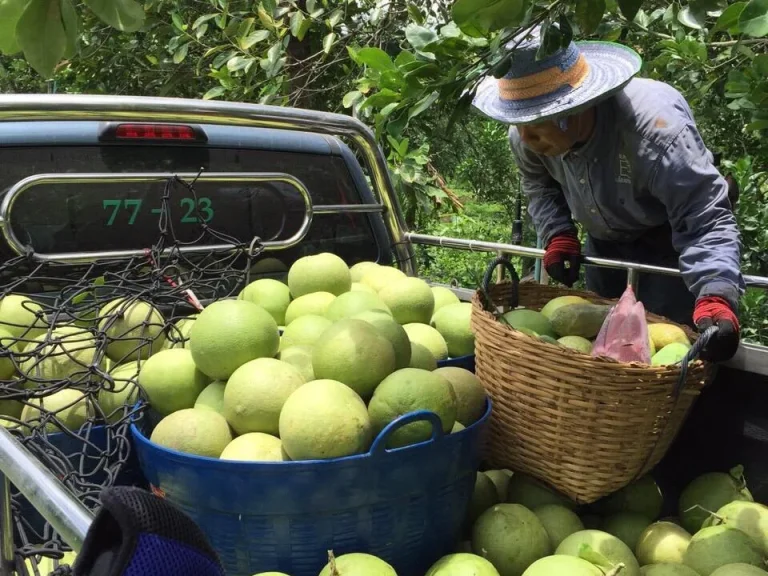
xmin=279 ymin=314 xmax=332 ymax=349
xmin=165 ymin=315 xmax=198 ymax=349
xmin=426 ymin=553 xmax=501 ymax=576
xmin=432 ymin=286 xmax=461 ymax=315
xmin=360 ymin=266 xmax=407 ymax=292
xmin=150 ymin=408 xmax=232 ymax=458
xmin=683 ymin=525 xmax=765 ymax=576
xmin=22 ymin=389 xmax=91 ymax=433
xmin=351 ymin=282 xmax=377 ymax=294
xmin=0 ymin=327 xmax=20 ymax=379
xmin=556 ymin=530 xmax=641 ymax=576
xmin=287 ymin=252 xmax=351 ymax=297
xmin=353 ymin=310 xmax=411 ymax=369
xmin=471 ymin=504 xmax=551 ymax=576
xmin=679 ymin=468 xmax=754 ymax=533
xmin=194 ymin=381 xmax=227 ymax=415
xmin=703 ymin=501 xmax=768 ymax=555
xmin=501 ymin=309 xmax=557 ymax=339
xmin=318 ymin=552 xmax=397 ymax=576
xmin=597 ymin=475 xmax=664 ymax=520
xmin=523 ymin=555 xmax=602 ymax=576
xmin=325 ymin=291 xmax=391 ymax=321
xmin=98 ymin=364 xmax=140 ymax=424
xmin=0 ymin=294 xmax=46 ymax=340
xmin=403 ymin=323 xmax=449 ymax=361
xmin=533 ymin=504 xmax=585 ymax=549
xmin=640 ymin=565 xmax=701 ymax=576
xmin=711 ymin=565 xmax=768 ymax=575
xmin=368 ymin=368 xmax=457 ymax=448
xmin=410 ymin=342 xmax=438 ymax=370
xmin=20 ymin=326 xmax=99 ymax=381
xmin=239 ymin=279 xmax=292 ymax=326
xmin=279 ymin=379 xmax=372 ymax=460
xmin=138 ymin=348 xmax=210 ymax=416
xmin=188 ymin=299 xmax=279 ymax=380
xmin=249 ymin=256 xmax=289 ymax=280
xmin=540 ymin=295 xmax=590 ymax=319
xmin=312 ymin=318 xmax=396 ymax=399
xmin=434 ymin=367 xmax=486 ymax=426
xmin=223 ymin=358 xmax=306 ymax=435
xmin=379 ymin=277 xmax=435 ymax=325
xmin=636 ymin=521 xmax=692 ymax=566
xmin=350 ymin=261 xmax=380 ymax=282
xmin=652 ymin=343 xmax=691 ymax=366
xmin=507 ymin=473 xmax=575 ymax=510
xmin=557 ymin=335 xmax=593 ymax=354
xmin=284 ymin=292 xmax=336 ymax=325
xmin=648 ymin=323 xmax=691 ymax=350
xmin=432 ymin=303 xmax=474 ymax=358
xmin=98 ymin=298 xmax=166 ymax=362
xmin=452 ymin=421 xmax=465 ymax=433
xmin=485 ymin=469 xmax=514 ymax=502
xmin=220 ymin=432 xmax=287 ymax=462
xmin=602 ymin=512 xmax=652 ymax=551
xmin=276 ymin=345 xmax=315 ymax=382
xmin=467 ymin=472 xmax=500 ymax=527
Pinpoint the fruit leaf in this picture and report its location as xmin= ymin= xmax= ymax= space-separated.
xmin=0 ymin=0 xmax=29 ymax=54
xmin=576 ymin=0 xmax=607 ymax=34
xmin=739 ymin=0 xmax=768 ymax=36
xmin=678 ymin=5 xmax=708 ymax=28
xmin=83 ymin=0 xmax=144 ymax=32
xmin=60 ymin=0 xmax=78 ymax=58
xmin=452 ymin=0 xmax=525 ymax=37
xmin=618 ymin=0 xmax=643 ymax=22
xmin=356 ymin=46 xmax=396 ymax=72
xmin=405 ymin=23 xmax=438 ymax=49
xmin=712 ymin=2 xmax=746 ymax=33
xmin=16 ymin=0 xmax=67 ymax=78
xmin=408 ymin=91 xmax=439 ymax=120
xmin=577 ymin=543 xmax=616 ymax=570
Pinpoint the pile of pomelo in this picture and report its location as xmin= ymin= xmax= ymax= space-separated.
xmin=501 ymin=294 xmax=695 ymax=366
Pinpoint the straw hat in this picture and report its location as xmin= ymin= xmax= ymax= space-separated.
xmin=472 ymin=27 xmax=642 ymax=125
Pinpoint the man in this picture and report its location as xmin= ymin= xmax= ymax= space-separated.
xmin=472 ymin=27 xmax=744 ymax=362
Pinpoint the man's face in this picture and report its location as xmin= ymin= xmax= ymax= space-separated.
xmin=518 ymin=119 xmax=573 ymax=157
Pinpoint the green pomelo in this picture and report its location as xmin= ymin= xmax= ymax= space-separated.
xmin=597 ymin=475 xmax=664 ymax=520
xmin=20 ymin=326 xmax=99 ymax=381
xmin=150 ymin=408 xmax=232 ymax=458
xmin=533 ymin=505 xmax=585 ymax=549
xmin=711 ymin=564 xmax=768 ymax=575
xmin=351 ymin=282 xmax=377 ymax=294
xmin=312 ymin=319 xmax=396 ymax=399
xmin=648 ymin=323 xmax=691 ymax=350
xmin=640 ymin=565 xmax=702 ymax=576
xmin=0 ymin=327 xmax=20 ymax=379
xmin=679 ymin=468 xmax=754 ymax=534
xmin=353 ymin=310 xmax=411 ymax=369
xmin=452 ymin=421 xmax=465 ymax=433
xmin=223 ymin=358 xmax=306 ymax=435
xmin=138 ymin=348 xmax=210 ymax=416
xmin=467 ymin=472 xmax=501 ymax=527
xmin=471 ymin=503 xmax=551 ymax=576
xmin=350 ymin=261 xmax=380 ymax=282
xmin=432 ymin=303 xmax=474 ymax=358
xmin=219 ymin=432 xmax=287 ymax=462
xmin=0 ymin=294 xmax=46 ymax=340
xmin=507 ymin=473 xmax=575 ymax=510
xmin=0 ymin=397 xmax=22 ymax=420
xmin=284 ymin=292 xmax=336 ymax=325
xmin=325 ymin=291 xmax=391 ymax=322
xmin=279 ymin=314 xmax=332 ymax=349
xmin=278 ymin=379 xmax=372 ymax=460
xmin=166 ymin=315 xmax=197 ymax=349
xmin=253 ymin=572 xmax=291 ymax=576
xmin=189 ymin=299 xmax=280 ymax=380
xmin=361 ymin=266 xmax=407 ymax=293
xmin=249 ymin=256 xmax=288 ymax=278
xmin=556 ymin=530 xmax=641 ymax=576
xmin=380 ymin=277 xmax=435 ymax=325
xmin=522 ymin=555 xmax=602 ymax=576
xmin=426 ymin=553 xmax=501 ymax=576
xmin=501 ymin=309 xmax=557 ymax=339
xmin=98 ymin=364 xmax=140 ymax=424
xmin=540 ymin=295 xmax=590 ymax=319
xmin=368 ymin=368 xmax=457 ymax=448
xmin=636 ymin=522 xmax=692 ymax=566
xmin=652 ymin=343 xmax=691 ymax=366
xmin=602 ymin=512 xmax=653 ymax=551
xmin=434 ymin=366 xmax=486 ymax=426
xmin=557 ymin=335 xmax=593 ymax=354
xmin=432 ymin=286 xmax=461 ymax=315
xmin=276 ymin=345 xmax=315 ymax=382
xmin=410 ymin=342 xmax=438 ymax=370
xmin=403 ymin=323 xmax=449 ymax=361
xmin=22 ymin=389 xmax=91 ymax=433
xmin=549 ymin=303 xmax=612 ymax=339
xmin=194 ymin=381 xmax=227 ymax=415
xmin=318 ymin=552 xmax=397 ymax=576
xmin=485 ymin=469 xmax=514 ymax=502
xmin=287 ymin=252 xmax=351 ymax=297
xmin=240 ymin=279 xmax=292 ymax=326
xmin=703 ymin=501 xmax=768 ymax=555
xmin=98 ymin=298 xmax=166 ymax=362
xmin=683 ymin=525 xmax=765 ymax=576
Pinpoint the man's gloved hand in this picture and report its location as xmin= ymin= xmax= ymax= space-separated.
xmin=693 ymin=296 xmax=740 ymax=362
xmin=72 ymin=486 xmax=225 ymax=576
xmin=544 ymin=232 xmax=582 ymax=287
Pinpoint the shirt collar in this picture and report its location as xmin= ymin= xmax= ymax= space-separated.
xmin=565 ymin=100 xmax=610 ymax=162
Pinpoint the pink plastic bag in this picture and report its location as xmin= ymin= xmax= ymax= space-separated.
xmin=591 ymin=285 xmax=651 ymax=364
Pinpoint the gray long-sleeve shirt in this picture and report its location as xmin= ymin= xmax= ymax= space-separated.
xmin=509 ymin=77 xmax=745 ymax=308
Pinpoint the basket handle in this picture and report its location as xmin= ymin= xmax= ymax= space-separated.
xmin=673 ymin=325 xmax=719 ymax=397
xmin=480 ymin=256 xmax=520 ymax=311
xmin=369 ymin=410 xmax=444 ymax=456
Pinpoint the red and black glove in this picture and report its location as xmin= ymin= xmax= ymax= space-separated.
xmin=544 ymin=232 xmax=582 ymax=287
xmin=693 ymin=296 xmax=740 ymax=363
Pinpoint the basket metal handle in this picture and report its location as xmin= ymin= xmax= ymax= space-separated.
xmin=673 ymin=325 xmax=719 ymax=397
xmin=369 ymin=410 xmax=444 ymax=456
xmin=480 ymin=256 xmax=520 ymax=311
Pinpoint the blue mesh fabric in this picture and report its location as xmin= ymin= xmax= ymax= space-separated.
xmin=123 ymin=533 xmax=225 ymax=576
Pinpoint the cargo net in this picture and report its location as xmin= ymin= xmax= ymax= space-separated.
xmin=0 ymin=174 xmax=264 ymax=576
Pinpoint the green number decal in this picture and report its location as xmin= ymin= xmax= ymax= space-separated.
xmin=103 ymin=199 xmax=121 ymax=226
xmin=180 ymin=197 xmax=214 ymax=223
xmin=198 ymin=197 xmax=214 ymax=222
xmin=123 ymin=199 xmax=142 ymax=225
xmin=180 ymin=198 xmax=197 ymax=223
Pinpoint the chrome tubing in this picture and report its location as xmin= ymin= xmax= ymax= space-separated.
xmin=0 ymin=94 xmax=415 ymax=274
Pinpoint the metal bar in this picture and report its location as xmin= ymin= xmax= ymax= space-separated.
xmin=0 ymin=428 xmax=93 ymax=553
xmin=313 ymin=204 xmax=386 ymax=214
xmin=0 ymin=94 xmax=416 ymax=275
xmin=406 ymin=232 xmax=768 ymax=289
xmin=0 ymin=476 xmax=12 ymax=576
xmin=627 ymin=268 xmax=640 ymax=292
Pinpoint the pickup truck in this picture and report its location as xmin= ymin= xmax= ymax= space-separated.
xmin=0 ymin=94 xmax=765 ymax=574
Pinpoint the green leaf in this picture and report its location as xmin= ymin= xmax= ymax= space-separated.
xmin=712 ymin=1 xmax=746 ymax=32
xmin=617 ymin=0 xmax=643 ymax=22
xmin=405 ymin=23 xmax=439 ymax=49
xmin=242 ymin=29 xmax=269 ymax=48
xmin=576 ymin=0 xmax=606 ymax=34
xmin=739 ymin=0 xmax=768 ymax=36
xmin=537 ymin=20 xmax=562 ymax=59
xmin=452 ymin=0 xmax=524 ymax=37
xmin=171 ymin=11 xmax=184 ymax=31
xmin=407 ymin=3 xmax=424 ymax=24
xmin=16 ymin=0 xmax=67 ymax=78
xmin=380 ymin=70 xmax=405 ymax=90
xmin=755 ymin=54 xmax=768 ymax=76
xmin=678 ymin=5 xmax=707 ymax=28
xmin=0 ymin=0 xmax=29 ymax=54
xmin=343 ymin=90 xmax=363 ymax=107
xmin=322 ymin=32 xmax=335 ymax=54
xmin=192 ymin=13 xmax=217 ymax=29
xmin=746 ymin=119 xmax=768 ymax=130
xmin=408 ymin=91 xmax=439 ymax=119
xmin=83 ymin=0 xmax=144 ymax=32
xmin=360 ymin=88 xmax=401 ymax=110
xmin=173 ymin=42 xmax=189 ymax=64
xmin=290 ymin=11 xmax=305 ymax=38
xmin=328 ymin=8 xmax=342 ymax=28
xmin=227 ymin=55 xmax=253 ymax=71
xmin=395 ymin=51 xmax=416 ymax=67
xmin=60 ymin=0 xmax=78 ymax=58
xmin=357 ymin=47 xmax=396 ymax=71
xmin=203 ymin=86 xmax=226 ymax=100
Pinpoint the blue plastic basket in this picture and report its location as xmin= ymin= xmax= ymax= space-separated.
xmin=131 ymin=399 xmax=491 ymax=576
xmin=437 ymin=354 xmax=476 ymax=373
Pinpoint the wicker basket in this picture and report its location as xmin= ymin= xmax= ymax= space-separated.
xmin=470 ymin=258 xmax=716 ymax=504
